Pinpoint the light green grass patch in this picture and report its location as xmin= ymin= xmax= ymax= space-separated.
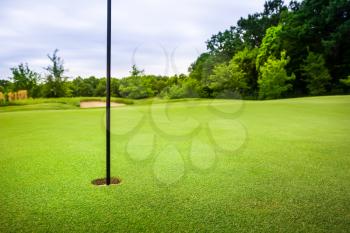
xmin=0 ymin=96 xmax=349 ymax=232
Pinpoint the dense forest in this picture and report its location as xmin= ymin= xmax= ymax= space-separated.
xmin=1 ymin=0 xmax=350 ymax=101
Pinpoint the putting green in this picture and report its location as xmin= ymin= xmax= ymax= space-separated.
xmin=0 ymin=96 xmax=349 ymax=232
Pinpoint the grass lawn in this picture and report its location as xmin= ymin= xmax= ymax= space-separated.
xmin=0 ymin=96 xmax=349 ymax=232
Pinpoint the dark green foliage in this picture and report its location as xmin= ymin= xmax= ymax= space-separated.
xmin=0 ymin=80 xmax=12 ymax=103
xmin=118 ymin=66 xmax=170 ymax=99
xmin=339 ymin=75 xmax=350 ymax=93
xmin=237 ymin=0 xmax=287 ymax=48
xmin=42 ymin=49 xmax=69 ymax=98
xmin=206 ymin=27 xmax=243 ymax=59
xmin=233 ymin=48 xmax=259 ymax=95
xmin=0 ymin=80 xmax=12 ymax=93
xmin=94 ymin=78 xmax=107 ymax=97
xmin=189 ymin=0 xmax=292 ymax=99
xmin=281 ymin=0 xmax=350 ymax=86
xmin=163 ymin=77 xmax=202 ymax=99
xmin=189 ymin=0 xmax=350 ymax=99
xmin=92 ymin=78 xmax=120 ymax=97
xmin=301 ymin=52 xmax=331 ymax=95
xmin=10 ymin=63 xmax=41 ymax=97
xmin=119 ymin=76 xmax=155 ymax=99
xmin=188 ymin=53 xmax=225 ymax=83
xmin=195 ymin=0 xmax=289 ymax=96
xmin=340 ymin=75 xmax=350 ymax=87
xmin=130 ymin=65 xmax=144 ymax=77
xmin=71 ymin=76 xmax=99 ymax=97
xmin=204 ymin=0 xmax=287 ymax=61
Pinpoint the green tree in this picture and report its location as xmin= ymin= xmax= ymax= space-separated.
xmin=237 ymin=0 xmax=287 ymax=48
xmin=192 ymin=0 xmax=290 ymax=94
xmin=208 ymin=60 xmax=248 ymax=97
xmin=95 ymin=78 xmax=106 ymax=96
xmin=163 ymin=77 xmax=201 ymax=99
xmin=110 ymin=78 xmax=120 ymax=97
xmin=119 ymin=76 xmax=154 ymax=99
xmin=73 ymin=76 xmax=100 ymax=97
xmin=10 ymin=63 xmax=41 ymax=97
xmin=206 ymin=26 xmax=243 ymax=59
xmin=43 ymin=49 xmax=69 ymax=97
xmin=119 ymin=66 xmax=154 ymax=99
xmin=130 ymin=65 xmax=144 ymax=77
xmin=189 ymin=52 xmax=225 ymax=83
xmin=0 ymin=79 xmax=12 ymax=94
xmin=301 ymin=51 xmax=331 ymax=95
xmin=71 ymin=77 xmax=91 ymax=96
xmin=141 ymin=75 xmax=168 ymax=96
xmin=256 ymin=25 xmax=283 ymax=71
xmin=232 ymin=48 xmax=259 ymax=96
xmin=206 ymin=0 xmax=287 ymax=53
xmin=340 ymin=75 xmax=350 ymax=87
xmin=258 ymin=51 xmax=295 ymax=99
xmin=164 ymin=85 xmax=185 ymax=99
xmin=282 ymin=0 xmax=350 ymax=87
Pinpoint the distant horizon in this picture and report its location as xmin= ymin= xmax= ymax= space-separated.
xmin=0 ymin=0 xmax=268 ymax=79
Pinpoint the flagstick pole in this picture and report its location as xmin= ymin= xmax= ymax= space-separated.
xmin=106 ymin=0 xmax=111 ymax=186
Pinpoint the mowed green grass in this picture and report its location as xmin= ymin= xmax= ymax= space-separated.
xmin=0 ymin=96 xmax=350 ymax=232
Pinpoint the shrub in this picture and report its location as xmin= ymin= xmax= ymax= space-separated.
xmin=258 ymin=51 xmax=295 ymax=99
xmin=119 ymin=76 xmax=154 ymax=99
xmin=301 ymin=52 xmax=331 ymax=95
xmin=164 ymin=78 xmax=201 ymax=99
xmin=208 ymin=59 xmax=248 ymax=97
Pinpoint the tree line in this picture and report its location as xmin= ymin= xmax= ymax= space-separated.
xmin=1 ymin=0 xmax=349 ymax=100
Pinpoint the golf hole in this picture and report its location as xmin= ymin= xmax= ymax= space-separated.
xmin=91 ymin=177 xmax=122 ymax=186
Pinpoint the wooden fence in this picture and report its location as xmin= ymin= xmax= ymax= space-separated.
xmin=0 ymin=92 xmax=4 ymax=102
xmin=3 ymin=90 xmax=28 ymax=102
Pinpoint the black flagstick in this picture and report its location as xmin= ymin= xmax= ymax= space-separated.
xmin=106 ymin=0 xmax=111 ymax=185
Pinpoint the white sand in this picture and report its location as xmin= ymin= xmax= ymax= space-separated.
xmin=80 ymin=101 xmax=125 ymax=108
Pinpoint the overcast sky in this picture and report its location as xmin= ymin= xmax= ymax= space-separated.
xmin=0 ymin=0 xmax=267 ymax=79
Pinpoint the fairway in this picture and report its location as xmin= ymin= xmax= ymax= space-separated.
xmin=1 ymin=96 xmax=350 ymax=232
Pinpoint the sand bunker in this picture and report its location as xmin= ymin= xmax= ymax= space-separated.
xmin=80 ymin=101 xmax=125 ymax=108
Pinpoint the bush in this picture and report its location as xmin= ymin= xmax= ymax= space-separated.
xmin=164 ymin=78 xmax=201 ymax=99
xmin=256 ymin=25 xmax=282 ymax=72
xmin=119 ymin=76 xmax=154 ymax=99
xmin=301 ymin=52 xmax=331 ymax=95
xmin=233 ymin=48 xmax=259 ymax=95
xmin=208 ymin=59 xmax=248 ymax=97
xmin=165 ymin=85 xmax=185 ymax=99
xmin=258 ymin=51 xmax=295 ymax=99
